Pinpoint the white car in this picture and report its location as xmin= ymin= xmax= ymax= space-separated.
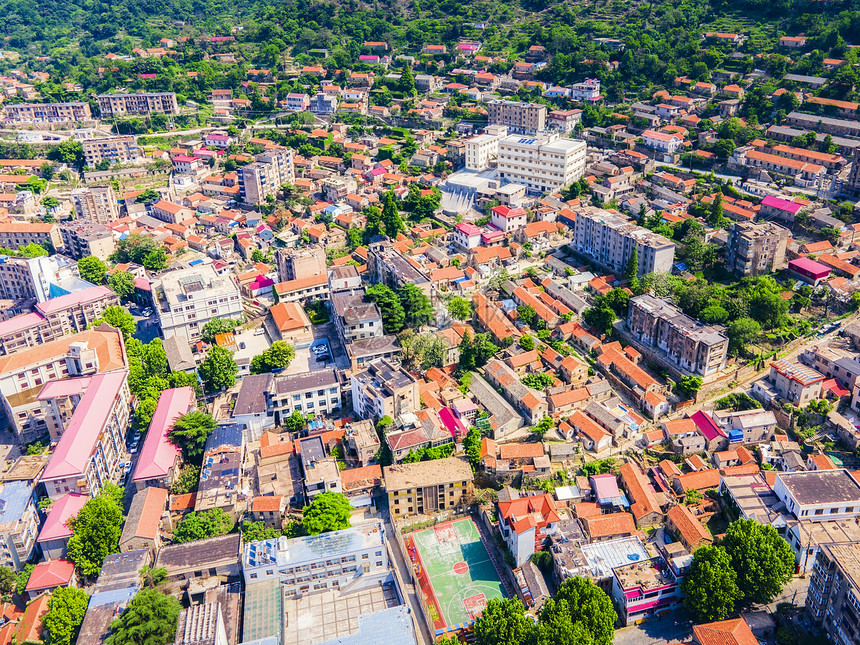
xmin=254 ymin=328 xmax=265 ymax=336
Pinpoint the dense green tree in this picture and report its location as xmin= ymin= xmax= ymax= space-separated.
xmin=682 ymin=545 xmax=741 ymax=621
xmin=143 ymin=248 xmax=168 ymax=273
xmin=52 ymin=140 xmax=83 ymax=167
xmin=583 ymin=305 xmax=615 ymax=337
xmin=625 ymin=247 xmax=638 ymax=281
xmin=111 ymin=233 xmax=160 ymax=265
xmin=170 ymin=465 xmax=200 ymax=495
xmin=398 ymin=330 xmax=446 ymax=371
xmin=173 ymin=509 xmax=234 ymax=543
xmin=16 ymin=564 xmax=33 ymax=595
xmin=169 ymin=411 xmax=216 ymax=463
xmin=251 ymin=341 xmax=296 ymax=373
xmin=726 ymin=317 xmax=761 ymax=356
xmin=363 ymin=206 xmax=382 ymax=241
xmin=302 ymin=492 xmax=352 ymax=535
xmin=0 ymin=566 xmax=14 ymax=595
xmin=134 ymin=397 xmax=158 ymax=433
xmin=104 ymin=589 xmax=181 ymax=645
xmin=366 ymin=284 xmax=406 ymax=333
xmin=138 ymin=565 xmax=167 ymax=589
xmin=543 ymin=577 xmax=616 ymax=645
xmin=77 ymin=257 xmax=108 ymax=285
xmin=398 ymin=283 xmax=433 ymax=327
xmin=473 ymin=598 xmax=535 ymax=645
xmin=198 ymin=345 xmax=238 ymax=392
xmin=67 ymin=491 xmax=124 ymax=578
xmin=241 ymin=520 xmax=282 ymax=542
xmin=43 ymin=587 xmax=88 ymax=645
xmin=284 ymin=410 xmax=308 ymax=432
xmin=91 ymin=305 xmax=136 ymax=341
xmin=721 ymin=519 xmax=795 ymax=604
xmin=381 ymin=191 xmax=405 ymax=238
xmin=447 ymin=296 xmax=472 ymax=321
xmin=463 ymin=426 xmax=481 ymax=468
xmin=18 ymin=242 xmax=49 ymax=257
xmin=675 ymin=375 xmax=703 ymax=399
xmin=107 ymin=270 xmax=136 ymax=301
xmin=135 ymin=189 xmax=161 ymax=204
xmin=200 ymin=317 xmax=243 ymax=343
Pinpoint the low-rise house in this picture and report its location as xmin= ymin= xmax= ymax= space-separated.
xmin=119 ymin=486 xmax=168 ymax=553
xmin=25 ymin=560 xmax=75 ymax=600
xmin=156 ymin=533 xmax=242 ymax=585
xmin=37 ymin=493 xmax=88 ymax=562
xmin=666 ymin=504 xmax=712 ymax=553
xmin=498 ymin=493 xmax=561 ymax=566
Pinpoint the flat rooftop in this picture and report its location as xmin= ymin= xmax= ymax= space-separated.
xmin=822 ymin=542 xmax=860 ymax=592
xmin=580 ymin=536 xmax=649 ymax=580
xmin=245 ymin=521 xmax=385 ymax=569
xmin=383 ymin=457 xmax=472 ymax=491
xmin=778 ymin=470 xmax=860 ymax=505
xmin=613 ymin=557 xmax=675 ymax=591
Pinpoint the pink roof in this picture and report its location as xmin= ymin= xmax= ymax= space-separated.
xmin=789 ymin=257 xmax=830 ymax=278
xmin=173 ymin=155 xmax=200 ymax=163
xmin=37 ymin=377 xmax=91 ymax=401
xmin=455 ymin=222 xmax=481 ymax=236
xmin=132 ymin=387 xmax=195 ymax=482
xmin=438 ymin=407 xmax=466 ymax=438
xmin=762 ymin=195 xmax=802 ymax=214
xmin=35 ymin=286 xmax=115 ymax=316
xmin=134 ymin=276 xmax=151 ymax=291
xmin=42 ymin=371 xmax=129 ymax=481
xmin=250 ymin=276 xmax=275 ymax=290
xmin=0 ymin=312 xmax=45 ymax=337
xmin=481 ymin=229 xmax=505 ymax=242
xmin=691 ymin=410 xmax=725 ymax=442
xmin=37 ymin=493 xmax=89 ymax=542
xmin=491 ymin=205 xmax=526 ymax=218
xmin=25 ymin=560 xmax=74 ymax=591
xmin=590 ymin=473 xmax=621 ymax=500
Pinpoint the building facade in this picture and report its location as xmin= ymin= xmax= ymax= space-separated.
xmin=383 ymin=457 xmax=472 ymax=518
xmin=58 ymin=221 xmax=116 ymax=261
xmin=4 ymin=102 xmax=92 ymax=124
xmin=487 ymin=100 xmax=547 ymax=133
xmin=807 ymin=541 xmax=860 ymax=644
xmin=350 ymin=359 xmax=419 ymax=421
xmin=72 ymin=186 xmax=120 ymax=224
xmin=725 ymin=220 xmax=790 ymax=277
xmin=238 ymin=148 xmax=295 ymax=205
xmin=497 ymin=132 xmax=587 ymax=194
xmin=0 ymin=222 xmax=62 ymax=252
xmin=96 ymin=92 xmax=179 ymax=117
xmin=271 ymin=369 xmax=343 ymax=421
xmin=82 ymin=136 xmax=140 ymax=167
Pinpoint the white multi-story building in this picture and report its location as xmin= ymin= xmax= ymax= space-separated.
xmin=82 ymin=136 xmax=140 ymax=167
xmin=284 ymin=93 xmax=310 ymax=111
xmin=569 ymin=78 xmax=601 ymax=102
xmin=572 ymin=207 xmax=676 ymax=277
xmin=96 ymin=92 xmax=179 ymax=117
xmin=642 ymin=129 xmax=685 ymax=154
xmin=72 ymin=186 xmax=119 ymax=224
xmin=464 ymin=125 xmax=508 ymax=171
xmin=497 ymin=132 xmax=587 ymax=194
xmin=0 ymin=254 xmax=82 ymax=303
xmin=350 ymin=360 xmax=420 ymax=421
xmin=774 ymin=470 xmax=860 ymax=522
xmin=270 ymin=369 xmax=343 ymax=420
xmin=0 ymin=480 xmax=40 ymax=571
xmin=243 ymin=521 xmax=391 ymax=595
xmin=238 ymin=148 xmax=294 ymax=205
xmin=153 ymin=265 xmax=243 ymax=342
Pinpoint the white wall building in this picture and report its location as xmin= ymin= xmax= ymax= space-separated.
xmin=497 ymin=132 xmax=587 ymax=194
xmin=569 ymin=78 xmax=601 ymax=102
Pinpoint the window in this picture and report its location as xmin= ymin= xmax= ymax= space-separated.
xmin=815 ymin=509 xmax=824 ymax=516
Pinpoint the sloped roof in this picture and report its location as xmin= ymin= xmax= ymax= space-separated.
xmin=133 ymin=387 xmax=195 ymax=482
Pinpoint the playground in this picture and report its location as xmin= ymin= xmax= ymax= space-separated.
xmin=403 ymin=517 xmax=507 ymax=633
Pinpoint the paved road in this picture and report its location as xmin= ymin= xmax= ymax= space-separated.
xmin=614 ymin=608 xmax=694 ymax=645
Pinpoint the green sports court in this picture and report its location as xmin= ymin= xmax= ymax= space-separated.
xmin=409 ymin=518 xmax=507 ymax=629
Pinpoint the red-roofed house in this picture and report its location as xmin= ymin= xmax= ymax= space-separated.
xmin=14 ymin=594 xmax=50 ymax=644
xmin=37 ymin=493 xmax=89 ymax=561
xmin=693 ymin=618 xmax=758 ymax=645
xmin=119 ymin=486 xmax=169 ymax=553
xmin=497 ymin=493 xmax=560 ymax=565
xmin=25 ymin=560 xmax=75 ymax=600
xmin=666 ymin=504 xmax=712 ymax=552
xmin=250 ymin=495 xmax=287 ymax=527
xmin=490 ymin=206 xmax=528 ymax=233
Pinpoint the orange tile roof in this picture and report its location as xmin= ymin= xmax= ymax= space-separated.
xmin=693 ymin=618 xmax=758 ymax=645
xmin=667 ymin=504 xmax=711 ymax=549
xmin=499 ymin=443 xmax=544 ymax=460
xmin=251 ymin=496 xmax=283 ymax=512
xmin=583 ymin=512 xmax=637 ymax=539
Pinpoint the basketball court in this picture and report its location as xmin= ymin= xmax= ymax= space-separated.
xmin=405 ymin=518 xmax=507 ymax=630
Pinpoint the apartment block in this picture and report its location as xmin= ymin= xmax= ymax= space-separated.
xmin=96 ymin=92 xmax=179 ymax=117
xmin=725 ymin=220 xmax=790 ymax=277
xmin=154 ymin=264 xmax=243 ymax=343
xmin=238 ymin=147 xmax=295 ymax=205
xmin=627 ymin=295 xmax=728 ymax=376
xmin=0 ymin=222 xmax=62 ymax=252
xmin=753 ymin=359 xmax=824 ymax=406
xmin=350 ymin=359 xmax=420 ymax=421
xmin=58 ymin=221 xmax=116 ymax=261
xmin=331 ymin=289 xmax=384 ymax=344
xmin=572 ymin=208 xmax=676 ymax=277
xmin=0 ymin=480 xmax=40 ymax=571
xmin=72 ymin=185 xmax=120 ymax=224
xmin=3 ymin=102 xmax=92 ymax=124
xmin=807 ymin=541 xmax=860 ymax=643
xmin=41 ymin=370 xmax=132 ymax=499
xmin=464 ymin=125 xmax=508 ymax=171
xmin=81 ymin=136 xmax=140 ymax=167
xmin=366 ymin=239 xmax=432 ymax=299
xmin=0 ymin=254 xmax=81 ymax=302
xmin=0 ymin=285 xmax=119 ymax=355
xmin=270 ymin=369 xmax=343 ymax=420
xmin=384 ymin=457 xmax=472 ymax=518
xmin=487 ymin=99 xmax=546 ymax=133
xmin=497 ymin=132 xmax=587 ymax=194
xmin=276 ymin=246 xmax=326 ymax=282
xmin=243 ymin=521 xmax=390 ymax=593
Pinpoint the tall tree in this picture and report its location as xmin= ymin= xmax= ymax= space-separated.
xmin=625 ymin=247 xmax=638 ymax=281
xmin=720 ymin=518 xmax=795 ymax=604
xmin=398 ymin=283 xmax=433 ymax=327
xmin=66 ymin=492 xmax=124 ymax=578
xmin=169 ymin=411 xmax=216 ymax=463
xmin=43 ymin=587 xmax=89 ymax=645
xmin=77 ymin=257 xmax=108 ymax=285
xmin=681 ymin=545 xmax=742 ymax=621
xmin=104 ymin=589 xmax=181 ymax=645
xmin=473 ymin=598 xmax=535 ymax=645
xmin=447 ymin=296 xmax=472 ymax=321
xmin=91 ymin=305 xmax=136 ymax=341
xmin=542 ymin=577 xmax=616 ymax=645
xmin=107 ymin=270 xmax=136 ymax=301
xmin=365 ymin=284 xmax=405 ymax=333
xmin=198 ymin=345 xmax=238 ymax=392
xmin=381 ymin=192 xmax=405 ymax=238
xmin=363 ymin=206 xmax=382 ymax=241
xmin=251 ymin=341 xmax=296 ymax=373
xmin=172 ymin=509 xmax=234 ymax=543
xmin=302 ymin=492 xmax=352 ymax=535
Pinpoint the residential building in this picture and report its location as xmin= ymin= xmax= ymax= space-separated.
xmin=96 ymin=92 xmax=179 ymax=117
xmin=366 ymin=239 xmax=432 ymax=298
xmin=548 ymin=109 xmax=583 ymax=133
xmin=118 ymin=486 xmax=168 ymax=553
xmin=0 ymin=222 xmax=62 ymax=252
xmin=156 ymin=533 xmax=242 ymax=584
xmin=131 ymin=387 xmax=195 ymax=491
xmin=298 ymin=435 xmax=342 ymax=500
xmin=3 ymin=102 xmax=92 ymax=124
xmin=153 ymin=264 xmax=243 ymax=342
xmin=0 ymin=254 xmax=82 ymax=303
xmin=642 ymin=129 xmax=685 ymax=154
xmin=331 ymin=289 xmax=384 ymax=344
xmin=271 ymin=369 xmax=343 ymax=422
xmin=351 ymin=359 xmax=419 ymax=421
xmin=487 ymin=100 xmax=547 ymax=133
xmin=572 ymin=208 xmax=676 ymax=277
xmin=58 ymin=221 xmax=116 ymax=261
xmin=81 ymin=136 xmax=140 ymax=167
xmin=490 ymin=205 xmax=528 ymax=233
xmin=628 ymin=294 xmax=729 ymax=376
xmin=711 ymin=408 xmax=777 ymax=444
xmin=0 ymin=479 xmax=39 ymax=571
xmin=238 ymin=147 xmax=294 ymax=205
xmin=37 ymin=492 xmax=88 ymax=561
xmin=344 ymin=419 xmax=380 ymax=467
xmin=452 ymin=222 xmax=483 ymax=251
xmin=0 ymin=326 xmax=127 ymax=442
xmin=0 ymin=285 xmax=120 ymax=355
xmin=612 ymin=555 xmax=681 ymax=625
xmin=194 ymin=423 xmax=244 ymax=518
xmin=276 ymin=246 xmax=326 ymax=282
xmin=384 ymin=457 xmax=472 ymax=518
xmin=497 ymin=132 xmax=587 ymax=194
xmin=773 ymin=470 xmax=860 ymax=522
xmin=71 ymin=185 xmax=120 ymax=224
xmin=40 ymin=370 xmax=132 ymax=499
xmin=174 ymin=602 xmax=230 ymax=645
xmin=753 ymin=359 xmax=824 ymax=406
xmin=150 ymin=200 xmax=193 ymax=225
xmin=800 ymin=342 xmax=860 ymax=391
xmin=464 ymin=126 xmax=508 ymax=171
xmin=284 ymin=93 xmax=310 ymax=111
xmin=807 ymin=541 xmax=860 ymax=643
xmin=725 ymin=220 xmax=790 ymax=277
xmin=232 ymin=374 xmax=275 ymax=440
xmin=666 ymin=504 xmax=712 ymax=552
xmin=569 ymin=78 xmax=601 ymax=102
xmin=243 ymin=521 xmax=390 ymax=592
xmin=273 ymin=274 xmax=330 ymax=304
xmin=498 ymin=493 xmax=561 ymax=566
xmin=309 ymin=92 xmax=338 ymax=114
